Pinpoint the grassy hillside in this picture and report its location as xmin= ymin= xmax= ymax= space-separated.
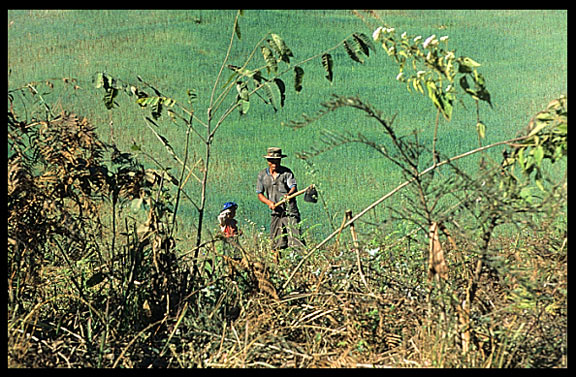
xmin=8 ymin=9 xmax=567 ymax=240
xmin=7 ymin=10 xmax=567 ymax=368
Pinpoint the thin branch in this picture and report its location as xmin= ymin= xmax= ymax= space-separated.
xmin=208 ymin=10 xmax=241 ymax=115
xmin=431 ymin=108 xmax=441 ymax=166
xmin=143 ymin=116 xmax=196 ymax=179
xmin=131 ymin=138 xmax=200 ymax=212
xmin=211 ymin=33 xmax=270 ymax=114
xmin=210 ymin=34 xmax=361 ymax=140
xmin=281 ymin=135 xmax=530 ymax=290
xmin=170 ymin=117 xmax=192 ymax=237
xmin=165 ymin=106 xmax=207 ymax=143
xmin=134 ymin=74 xmax=207 ymax=128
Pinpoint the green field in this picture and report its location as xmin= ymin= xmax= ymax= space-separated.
xmin=8 ymin=10 xmax=567 ymax=368
xmin=8 ymin=9 xmax=567 ymax=241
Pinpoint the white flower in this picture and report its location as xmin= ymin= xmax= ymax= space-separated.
xmin=396 ymin=72 xmax=404 ymax=80
xmin=372 ymin=26 xmax=383 ymax=41
xmin=416 ymin=70 xmax=426 ymax=78
xmin=401 ymin=31 xmax=407 ymax=39
xmin=385 ymin=27 xmax=395 ymax=33
xmin=413 ymin=35 xmax=422 ymax=42
xmin=440 ymin=35 xmax=449 ymax=42
xmin=367 ymin=247 xmax=380 ymax=257
xmin=423 ymin=34 xmax=436 ymax=48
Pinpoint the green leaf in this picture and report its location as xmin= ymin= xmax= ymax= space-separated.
xmin=535 ymin=171 xmax=545 ymax=191
xmin=152 ymin=102 xmax=162 ymax=119
xmin=517 ymin=147 xmax=525 ymax=169
xmin=262 ymin=81 xmax=280 ymax=111
xmin=227 ymin=64 xmax=258 ymax=78
xmin=261 ymin=46 xmax=277 ymax=74
xmin=459 ymin=75 xmax=470 ymax=91
xmin=136 ymin=96 xmax=175 ymax=108
xmin=426 ymin=80 xmax=453 ymax=120
xmin=237 ymin=98 xmax=250 ymax=116
xmin=136 ymin=96 xmax=158 ymax=107
xmin=274 ymin=78 xmax=286 ymax=107
xmin=93 ymin=72 xmax=105 ymax=88
xmin=528 ymin=121 xmax=548 ymax=137
xmin=269 ymin=33 xmax=293 ymax=63
xmin=519 ymin=186 xmax=535 ymax=204
xmin=476 ymin=88 xmax=492 ymax=107
xmin=235 ymin=81 xmax=249 ymax=101
xmin=471 ymin=72 xmax=492 ymax=107
xmin=294 ymin=66 xmax=304 ymax=92
xmin=164 ymin=97 xmax=175 ymax=107
xmin=352 ymin=33 xmax=375 ymax=56
xmin=343 ymin=39 xmax=363 ymax=63
xmin=187 ymin=89 xmax=197 ymax=105
xmin=535 ymin=112 xmax=555 ymax=122
xmin=94 ymin=72 xmax=121 ymax=109
xmin=476 ymin=121 xmax=486 ymax=139
xmin=234 ymin=18 xmax=241 ymax=40
xmin=236 ymin=81 xmax=250 ymax=115
xmin=555 ymin=122 xmax=567 ymax=135
xmin=457 ymin=56 xmax=481 ymax=73
xmin=442 ymin=92 xmax=454 ymax=120
xmin=145 ymin=117 xmax=180 ymax=159
xmin=136 ymin=96 xmax=174 ymax=119
xmin=321 ymin=53 xmax=333 ymax=82
xmin=524 ymin=155 xmax=534 ymax=172
xmin=131 ymin=197 xmax=144 ymax=213
xmin=532 ymin=145 xmax=544 ymax=167
xmin=103 ymin=87 xmax=118 ymax=110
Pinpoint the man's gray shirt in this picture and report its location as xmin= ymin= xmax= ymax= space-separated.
xmin=256 ymin=166 xmax=300 ymax=216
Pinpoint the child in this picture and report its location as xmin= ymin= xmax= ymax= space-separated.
xmin=218 ymin=202 xmax=241 ymax=238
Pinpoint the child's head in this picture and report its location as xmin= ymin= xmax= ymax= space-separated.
xmin=221 ymin=201 xmax=238 ymax=215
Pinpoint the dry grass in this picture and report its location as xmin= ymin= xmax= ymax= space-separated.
xmin=7 ymin=206 xmax=567 ymax=368
xmin=8 ymin=82 xmax=566 ymax=368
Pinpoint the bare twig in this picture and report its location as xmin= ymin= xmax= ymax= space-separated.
xmin=346 ymin=210 xmax=370 ymax=292
xmin=282 ymin=135 xmax=529 ymax=290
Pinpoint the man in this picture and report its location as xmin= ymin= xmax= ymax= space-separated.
xmin=256 ymin=147 xmax=305 ymax=262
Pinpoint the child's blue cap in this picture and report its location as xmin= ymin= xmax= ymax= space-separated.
xmin=222 ymin=201 xmax=237 ymax=211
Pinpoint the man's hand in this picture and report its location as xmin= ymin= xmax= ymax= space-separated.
xmin=258 ymin=193 xmax=277 ymax=211
xmin=272 ymin=194 xmax=292 ymax=210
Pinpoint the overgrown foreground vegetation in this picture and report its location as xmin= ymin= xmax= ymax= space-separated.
xmin=8 ymin=10 xmax=566 ymax=368
xmin=8 ymin=89 xmax=566 ymax=367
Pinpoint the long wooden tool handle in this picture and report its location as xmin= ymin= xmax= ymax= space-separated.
xmin=271 ymin=185 xmax=311 ymax=209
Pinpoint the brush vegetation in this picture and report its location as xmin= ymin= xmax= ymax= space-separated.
xmin=8 ymin=10 xmax=566 ymax=368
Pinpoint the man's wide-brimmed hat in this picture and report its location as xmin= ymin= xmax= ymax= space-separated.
xmin=263 ymin=147 xmax=288 ymax=159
